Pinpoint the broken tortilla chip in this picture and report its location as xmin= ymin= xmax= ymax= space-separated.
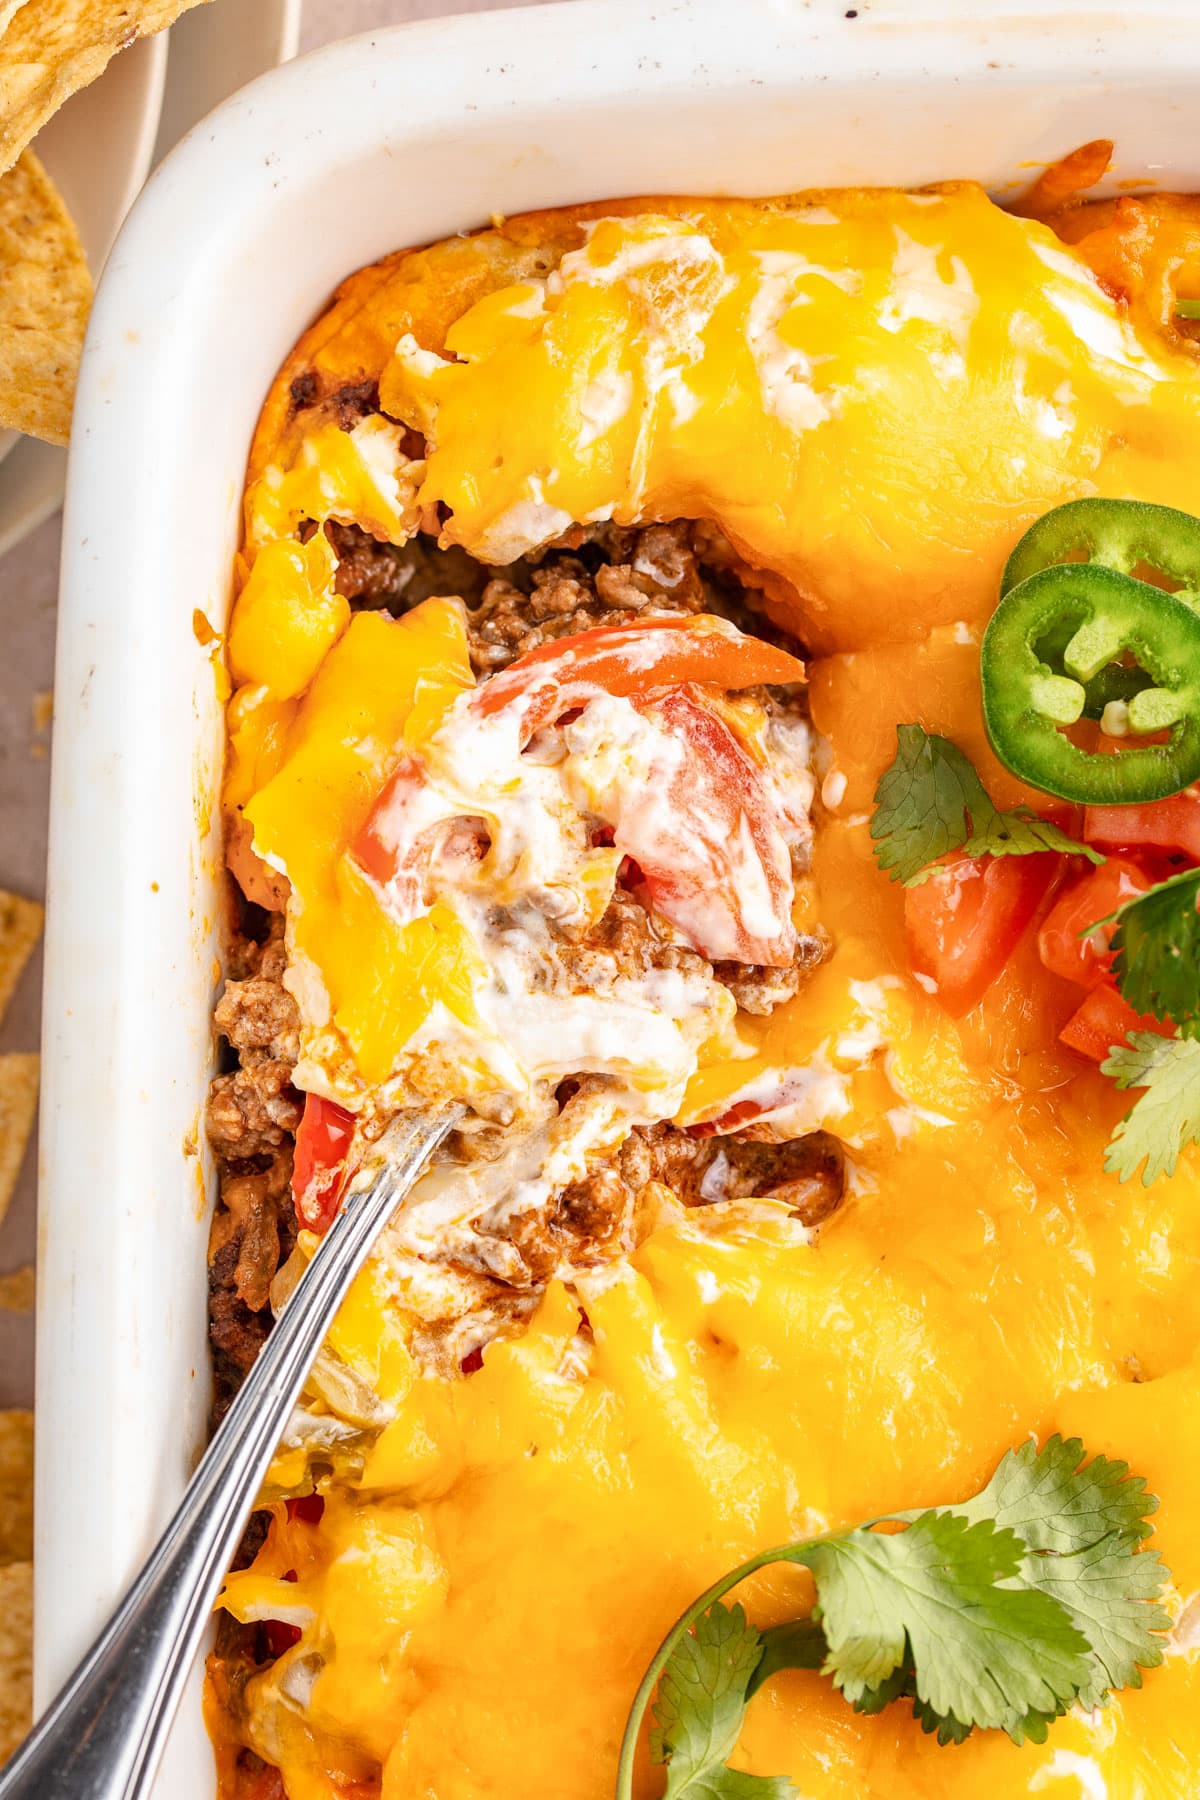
xmin=0 ymin=1267 xmax=33 ymax=1312
xmin=0 ymin=1561 xmax=32 ymax=1765
xmin=0 ymin=3 xmax=30 ymax=42
xmin=0 ymin=0 xmax=212 ymax=175
xmin=0 ymin=1411 xmax=32 ymax=1565
xmin=0 ymin=151 xmax=90 ymax=444
xmin=0 ymin=1055 xmax=37 ymax=1231
xmin=0 ymin=892 xmax=42 ymax=1027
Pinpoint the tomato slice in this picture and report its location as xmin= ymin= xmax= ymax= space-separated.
xmin=904 ymin=851 xmax=1056 ymax=1017
xmin=613 ymin=688 xmax=795 ymax=965
xmin=1059 ymin=981 xmax=1173 ymax=1063
xmin=1084 ymin=787 xmax=1200 ymax=859
xmin=1036 ymin=855 xmax=1154 ymax=989
xmin=472 ymin=615 xmax=805 ymax=743
xmin=292 ymin=1094 xmax=356 ymax=1234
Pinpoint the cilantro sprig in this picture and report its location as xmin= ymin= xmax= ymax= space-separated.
xmin=1102 ymin=1032 xmax=1200 ymax=1185
xmin=1102 ymin=868 xmax=1200 ymax=1039
xmin=871 ymin=725 xmax=1100 ymax=885
xmin=616 ymin=1437 xmax=1168 ymax=1797
xmin=1080 ymin=869 xmax=1200 ymax=1183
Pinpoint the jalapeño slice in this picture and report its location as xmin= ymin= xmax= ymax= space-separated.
xmin=981 ymin=564 xmax=1200 ymax=805
xmin=1002 ymin=497 xmax=1200 ymax=605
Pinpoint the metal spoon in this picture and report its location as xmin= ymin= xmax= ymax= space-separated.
xmin=0 ymin=1106 xmax=459 ymax=1800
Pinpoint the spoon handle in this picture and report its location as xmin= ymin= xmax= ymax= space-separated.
xmin=0 ymin=1107 xmax=456 ymax=1800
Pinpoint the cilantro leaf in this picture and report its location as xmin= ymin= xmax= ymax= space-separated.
xmin=1102 ymin=1031 xmax=1200 ymax=1184
xmin=1105 ymin=868 xmax=1200 ymax=1036
xmin=650 ymin=1601 xmax=799 ymax=1799
xmin=961 ymin=1433 xmax=1159 ymax=1550
xmin=797 ymin=1512 xmax=1092 ymax=1735
xmin=618 ymin=1437 xmax=1171 ymax=1799
xmin=962 ymin=810 xmax=1101 ymax=865
xmin=744 ymin=1618 xmax=826 ymax=1700
xmin=871 ymin=727 xmax=991 ymax=884
xmin=958 ymin=1436 xmax=1169 ymax=1708
xmin=871 ymin=725 xmax=1100 ymax=885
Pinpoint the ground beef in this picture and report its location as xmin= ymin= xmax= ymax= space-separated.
xmin=324 ymin=513 xmax=760 ymax=679
xmin=207 ymin=1063 xmax=302 ymax=1159
xmin=714 ymin=932 xmax=829 ymax=1015
xmin=209 ymin=1239 xmax=271 ymax=1415
xmin=210 ymin=1151 xmax=296 ymax=1314
xmin=214 ymin=977 xmax=300 ymax=1065
xmin=468 ymin=524 xmax=711 ymax=674
xmin=703 ymin=1130 xmax=846 ymax=1228
xmin=555 ymin=885 xmax=712 ymax=976
xmin=206 ymin=919 xmax=301 ymax=1420
xmin=287 ymin=369 xmax=318 ymax=415
xmin=328 ymin=519 xmax=496 ymax=610
xmin=329 ymin=377 xmax=379 ymax=431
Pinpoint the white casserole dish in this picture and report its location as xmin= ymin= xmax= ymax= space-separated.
xmin=39 ymin=1 xmax=1200 ymax=1791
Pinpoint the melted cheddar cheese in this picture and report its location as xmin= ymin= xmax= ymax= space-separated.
xmin=213 ymin=179 xmax=1200 ymax=1800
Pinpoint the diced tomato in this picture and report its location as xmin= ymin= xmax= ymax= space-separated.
xmin=286 ymin=1494 xmax=326 ymax=1525
xmin=614 ymin=688 xmax=795 ymax=965
xmin=353 ymin=749 xmax=435 ymax=901
xmin=904 ymin=852 xmax=1057 ymax=1017
xmin=1084 ymin=787 xmax=1200 ymax=860
xmin=472 ymin=616 xmax=805 ymax=743
xmin=1059 ymin=981 xmax=1173 ymax=1063
xmin=687 ymin=1099 xmax=770 ymax=1140
xmin=292 ymin=1095 xmax=356 ymax=1234
xmin=1037 ymin=856 xmax=1154 ymax=989
xmin=262 ymin=1618 xmax=302 ymax=1659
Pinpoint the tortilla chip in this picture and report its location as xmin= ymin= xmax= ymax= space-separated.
xmin=0 ymin=1562 xmax=32 ymax=1765
xmin=0 ymin=0 xmax=212 ymax=175
xmin=0 ymin=1055 xmax=37 ymax=1231
xmin=0 ymin=151 xmax=90 ymax=443
xmin=0 ymin=3 xmax=30 ymax=42
xmin=0 ymin=1411 xmax=32 ymax=1565
xmin=0 ymin=1267 xmax=33 ymax=1312
xmin=0 ymin=892 xmax=42 ymax=1027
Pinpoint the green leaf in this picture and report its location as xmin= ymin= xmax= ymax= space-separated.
xmin=960 ymin=1434 xmax=1159 ymax=1550
xmin=871 ymin=727 xmax=992 ymax=884
xmin=796 ymin=1513 xmax=1092 ymax=1738
xmin=619 ymin=1438 xmax=1172 ymax=1799
xmin=871 ymin=725 xmax=1100 ymax=885
xmin=963 ymin=809 xmax=1102 ymax=866
xmin=911 ymin=1698 xmax=979 ymax=1746
xmin=745 ymin=1618 xmax=826 ymax=1700
xmin=1105 ymin=868 xmax=1200 ymax=1035
xmin=650 ymin=1602 xmax=799 ymax=1799
xmin=851 ymin=1662 xmax=915 ymax=1717
xmin=1023 ymin=1526 xmax=1168 ymax=1709
xmin=1102 ymin=1031 xmax=1200 ymax=1184
xmin=957 ymin=1435 xmax=1169 ymax=1708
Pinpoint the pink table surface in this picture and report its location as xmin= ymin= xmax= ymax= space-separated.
xmin=0 ymin=0 xmax=561 ymax=1409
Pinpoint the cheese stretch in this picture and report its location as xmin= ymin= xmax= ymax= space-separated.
xmin=213 ymin=181 xmax=1200 ymax=1798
